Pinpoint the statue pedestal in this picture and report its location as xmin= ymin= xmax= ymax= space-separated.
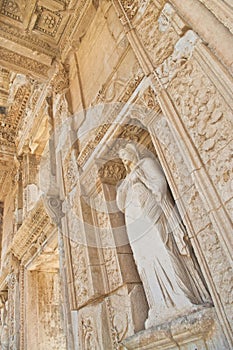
xmin=121 ymin=307 xmax=228 ymax=350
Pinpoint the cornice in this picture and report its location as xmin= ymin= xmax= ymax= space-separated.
xmin=0 ymin=21 xmax=58 ymax=58
xmin=10 ymin=199 xmax=55 ymax=261
xmin=0 ymin=46 xmax=50 ymax=80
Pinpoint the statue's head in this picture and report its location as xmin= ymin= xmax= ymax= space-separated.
xmin=119 ymin=143 xmax=139 ymax=172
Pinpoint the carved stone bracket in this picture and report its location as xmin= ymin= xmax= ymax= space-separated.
xmin=50 ymin=63 xmax=69 ymax=95
xmin=43 ymin=195 xmax=65 ymax=227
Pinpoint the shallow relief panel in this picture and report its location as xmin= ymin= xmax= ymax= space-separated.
xmin=146 ymin=95 xmax=233 ymax=339
xmin=164 ymin=47 xmax=233 ymax=217
xmin=77 ymin=284 xmax=148 ymax=350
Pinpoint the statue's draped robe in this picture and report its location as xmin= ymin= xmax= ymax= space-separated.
xmin=117 ymin=157 xmax=211 ymax=326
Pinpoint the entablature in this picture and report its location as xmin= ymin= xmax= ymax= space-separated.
xmin=10 ymin=199 xmax=55 ymax=262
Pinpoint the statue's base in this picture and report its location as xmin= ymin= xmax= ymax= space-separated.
xmin=121 ymin=307 xmax=229 ymax=350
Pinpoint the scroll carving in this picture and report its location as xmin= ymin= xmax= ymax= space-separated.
xmin=43 ymin=196 xmax=64 ymax=227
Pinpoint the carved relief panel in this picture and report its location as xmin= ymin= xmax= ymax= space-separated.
xmin=167 ymin=56 xmax=233 ymax=216
xmin=78 ymin=284 xmax=148 ymax=350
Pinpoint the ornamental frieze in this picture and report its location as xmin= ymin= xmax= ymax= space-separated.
xmin=10 ymin=199 xmax=55 ymax=261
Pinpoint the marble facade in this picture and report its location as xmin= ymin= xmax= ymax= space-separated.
xmin=0 ymin=0 xmax=232 ymax=349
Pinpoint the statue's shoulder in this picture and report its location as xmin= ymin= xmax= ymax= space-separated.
xmin=137 ymin=157 xmax=160 ymax=171
xmin=136 ymin=157 xmax=165 ymax=182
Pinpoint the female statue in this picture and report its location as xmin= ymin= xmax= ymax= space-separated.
xmin=116 ymin=143 xmax=212 ymax=327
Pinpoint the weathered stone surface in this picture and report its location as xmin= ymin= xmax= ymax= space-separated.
xmin=0 ymin=0 xmax=232 ymax=349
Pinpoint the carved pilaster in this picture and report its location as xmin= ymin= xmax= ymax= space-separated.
xmin=7 ymin=271 xmax=19 ymax=350
xmin=19 ymin=265 xmax=25 ymax=350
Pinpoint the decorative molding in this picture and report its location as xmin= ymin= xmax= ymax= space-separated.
xmin=10 ymin=199 xmax=54 ymax=261
xmin=122 ymin=308 xmax=215 ymax=350
xmin=34 ymin=6 xmax=63 ymax=37
xmin=77 ymin=124 xmax=110 ymax=168
xmin=0 ymin=46 xmax=50 ymax=79
xmin=0 ymin=21 xmax=58 ymax=57
xmin=198 ymin=0 xmax=233 ymax=34
xmin=0 ymin=0 xmax=23 ymax=22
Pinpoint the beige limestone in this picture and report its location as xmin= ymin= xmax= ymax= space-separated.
xmin=0 ymin=0 xmax=232 ymax=349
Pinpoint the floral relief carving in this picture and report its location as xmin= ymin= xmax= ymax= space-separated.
xmin=35 ymin=7 xmax=62 ymax=37
xmin=50 ymin=63 xmax=69 ymax=95
xmin=81 ymin=316 xmax=100 ymax=349
xmin=0 ymin=47 xmax=49 ymax=77
xmin=54 ymin=94 xmax=69 ymax=128
xmin=206 ymin=141 xmax=233 ymax=206
xmin=104 ymin=248 xmax=121 ymax=290
xmin=7 ymin=272 xmax=18 ymax=350
xmin=137 ymin=86 xmax=159 ymax=110
xmin=197 ymin=222 xmax=233 ymax=320
xmin=106 ymin=297 xmax=129 ymax=348
xmin=167 ymin=58 xmax=233 ymax=204
xmin=120 ymin=0 xmax=140 ymax=20
xmin=120 ymin=0 xmax=151 ymax=22
xmin=63 ymin=150 xmax=79 ymax=194
xmin=70 ymin=242 xmax=89 ymax=307
xmin=170 ymin=181 xmax=233 ymax=325
xmin=1 ymin=0 xmax=22 ymax=21
xmin=98 ymin=161 xmax=126 ymax=186
xmin=153 ymin=115 xmax=191 ymax=195
xmin=168 ymin=59 xmax=232 ymax=158
xmin=156 ymin=30 xmax=198 ymax=88
xmin=93 ymin=202 xmax=116 ymax=250
xmin=135 ymin=1 xmax=179 ymax=67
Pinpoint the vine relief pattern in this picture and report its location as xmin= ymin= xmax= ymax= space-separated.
xmin=167 ymin=58 xmax=233 ymax=209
